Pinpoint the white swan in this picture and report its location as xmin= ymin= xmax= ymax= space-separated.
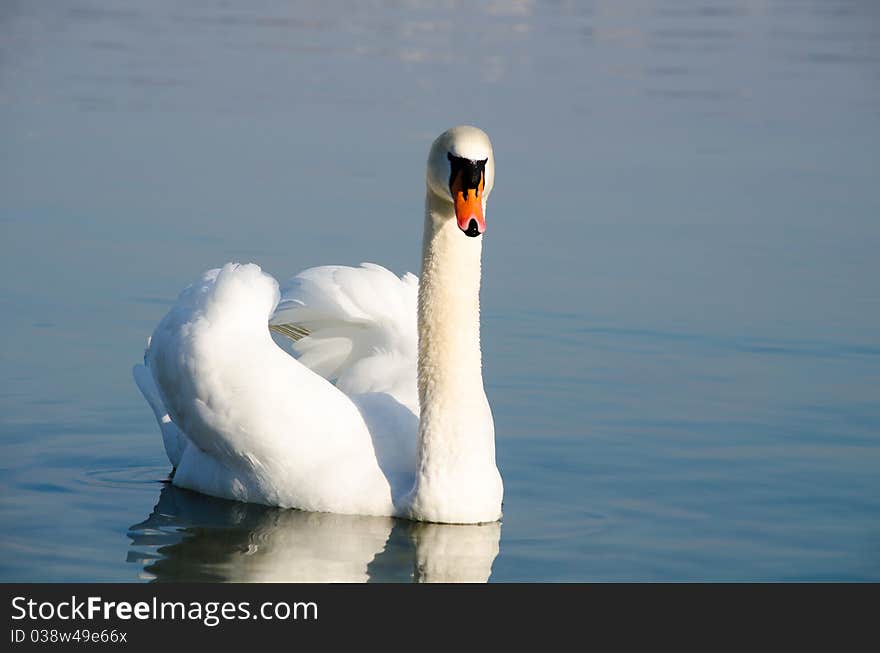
xmin=133 ymin=125 xmax=502 ymax=524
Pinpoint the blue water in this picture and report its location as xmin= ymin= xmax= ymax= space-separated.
xmin=1 ymin=0 xmax=878 ymax=581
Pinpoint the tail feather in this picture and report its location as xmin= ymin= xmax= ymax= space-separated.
xmin=133 ymin=362 xmax=187 ymax=468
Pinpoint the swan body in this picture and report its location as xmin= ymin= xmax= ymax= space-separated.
xmin=134 ymin=126 xmax=502 ymax=524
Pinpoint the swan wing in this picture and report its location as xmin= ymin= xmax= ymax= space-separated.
xmin=269 ymin=263 xmax=419 ymax=413
xmin=140 ymin=263 xmax=397 ymax=516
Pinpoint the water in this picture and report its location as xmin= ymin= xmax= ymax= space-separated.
xmin=1 ymin=0 xmax=878 ymax=581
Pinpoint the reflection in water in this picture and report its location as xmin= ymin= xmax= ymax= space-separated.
xmin=128 ymin=484 xmax=500 ymax=582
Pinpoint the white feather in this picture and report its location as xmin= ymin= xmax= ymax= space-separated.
xmin=133 ymin=359 xmax=187 ymax=467
xmin=142 ymin=262 xmax=410 ymax=516
xmin=270 ymin=263 xmax=419 ymax=413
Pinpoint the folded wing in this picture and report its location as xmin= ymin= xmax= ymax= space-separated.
xmin=270 ymin=263 xmax=419 ymax=413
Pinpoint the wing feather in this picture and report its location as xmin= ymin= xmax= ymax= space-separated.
xmin=270 ymin=263 xmax=419 ymax=412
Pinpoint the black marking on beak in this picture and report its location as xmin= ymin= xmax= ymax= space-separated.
xmin=464 ymin=219 xmax=481 ymax=237
xmin=448 ymin=152 xmax=487 ymax=195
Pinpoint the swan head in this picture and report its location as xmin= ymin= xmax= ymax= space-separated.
xmin=426 ymin=125 xmax=495 ymax=238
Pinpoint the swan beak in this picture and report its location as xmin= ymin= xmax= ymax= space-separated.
xmin=449 ymin=155 xmax=487 ymax=238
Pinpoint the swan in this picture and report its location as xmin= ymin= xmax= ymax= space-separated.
xmin=133 ymin=125 xmax=502 ymax=524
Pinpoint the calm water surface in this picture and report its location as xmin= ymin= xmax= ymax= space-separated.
xmin=1 ymin=0 xmax=879 ymax=581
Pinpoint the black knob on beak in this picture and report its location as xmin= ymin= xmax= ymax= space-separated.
xmin=464 ymin=219 xmax=481 ymax=238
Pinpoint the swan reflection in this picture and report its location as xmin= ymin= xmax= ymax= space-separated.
xmin=128 ymin=484 xmax=500 ymax=582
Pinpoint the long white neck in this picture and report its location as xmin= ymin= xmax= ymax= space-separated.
xmin=406 ymin=191 xmax=502 ymax=524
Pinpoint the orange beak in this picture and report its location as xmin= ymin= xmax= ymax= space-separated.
xmin=451 ymin=170 xmax=485 ymax=237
